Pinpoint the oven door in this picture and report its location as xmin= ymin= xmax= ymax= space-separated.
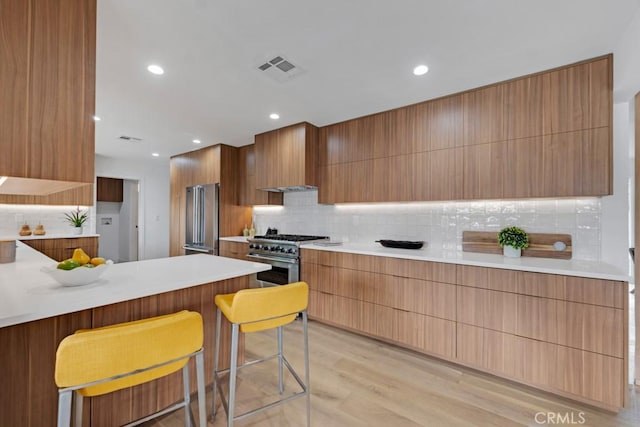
xmin=246 ymin=254 xmax=299 ymax=287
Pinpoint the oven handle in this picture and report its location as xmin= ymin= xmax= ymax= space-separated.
xmin=247 ymin=253 xmax=299 ymax=265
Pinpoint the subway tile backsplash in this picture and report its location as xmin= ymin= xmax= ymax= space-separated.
xmin=253 ymin=191 xmax=602 ymax=261
xmin=0 ymin=205 xmax=96 ymax=237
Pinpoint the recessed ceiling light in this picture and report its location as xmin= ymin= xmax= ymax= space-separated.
xmin=147 ymin=65 xmax=164 ymax=75
xmin=269 ymin=113 xmax=280 ymax=120
xmin=92 ymin=115 xmax=101 ymax=121
xmin=413 ymin=64 xmax=429 ymax=76
xmin=152 ymin=152 xmax=160 ymax=157
xmin=192 ymin=139 xmax=201 ymax=144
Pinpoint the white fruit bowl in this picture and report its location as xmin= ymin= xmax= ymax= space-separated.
xmin=43 ymin=260 xmax=113 ymax=287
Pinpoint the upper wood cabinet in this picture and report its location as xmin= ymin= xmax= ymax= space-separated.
xmin=238 ymin=145 xmax=283 ymax=206
xmin=0 ymin=0 xmax=96 ymax=205
xmin=0 ymin=0 xmax=95 ymax=186
xmin=96 ymin=177 xmax=123 ymax=202
xmin=317 ymin=55 xmax=612 ymax=204
xmin=255 ymin=122 xmax=319 ymax=190
xmin=169 ymin=144 xmax=251 ymax=256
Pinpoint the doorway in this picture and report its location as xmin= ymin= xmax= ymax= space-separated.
xmin=96 ymin=177 xmax=140 ymax=263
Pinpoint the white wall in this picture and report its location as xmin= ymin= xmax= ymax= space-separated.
xmin=254 ymin=191 xmax=603 ymax=261
xmin=95 ymin=154 xmax=170 ymax=260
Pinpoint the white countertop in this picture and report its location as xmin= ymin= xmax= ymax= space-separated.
xmin=301 ymin=242 xmax=629 ymax=281
xmin=0 ymin=242 xmax=270 ymax=328
xmin=9 ymin=233 xmax=100 ymax=240
xmin=220 ymin=236 xmax=249 ymax=243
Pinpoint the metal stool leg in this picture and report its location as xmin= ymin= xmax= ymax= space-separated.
xmin=196 ymin=351 xmax=207 ymax=427
xmin=182 ymin=363 xmax=192 ymax=427
xmin=277 ymin=326 xmax=284 ymax=394
xmin=228 ymin=323 xmax=240 ymax=427
xmin=303 ymin=311 xmax=311 ymax=427
xmin=212 ymin=308 xmax=222 ymax=419
xmin=57 ymin=390 xmax=72 ymax=427
xmin=73 ymin=392 xmax=83 ymax=427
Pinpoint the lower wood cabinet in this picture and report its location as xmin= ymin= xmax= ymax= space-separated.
xmin=302 ymin=248 xmax=628 ymax=410
xmin=20 ymin=236 xmax=99 ymax=261
xmin=219 ymin=240 xmax=248 ymax=260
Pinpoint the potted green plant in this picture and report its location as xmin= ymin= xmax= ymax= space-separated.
xmin=498 ymin=226 xmax=529 ymax=258
xmin=64 ymin=207 xmax=88 ymax=235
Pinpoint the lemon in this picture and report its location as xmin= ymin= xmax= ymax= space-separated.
xmin=72 ymin=248 xmax=90 ymax=265
xmin=90 ymin=257 xmax=106 ymax=266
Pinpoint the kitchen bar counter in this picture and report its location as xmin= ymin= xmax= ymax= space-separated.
xmin=0 ymin=241 xmax=270 ymax=328
xmin=300 ymin=241 xmax=628 ymax=281
xmin=0 ymin=242 xmax=270 ymax=425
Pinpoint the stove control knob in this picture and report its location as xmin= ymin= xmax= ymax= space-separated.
xmin=256 ymin=245 xmax=263 ymax=250
xmin=249 ymin=244 xmax=256 ymax=249
xmin=279 ymin=247 xmax=286 ymax=253
xmin=287 ymin=248 xmax=295 ymax=254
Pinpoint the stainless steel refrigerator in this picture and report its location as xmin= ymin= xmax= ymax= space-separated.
xmin=183 ymin=183 xmax=219 ymax=255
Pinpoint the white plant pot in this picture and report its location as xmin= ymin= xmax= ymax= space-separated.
xmin=503 ymin=245 xmax=521 ymax=258
xmin=72 ymin=227 xmax=83 ymax=235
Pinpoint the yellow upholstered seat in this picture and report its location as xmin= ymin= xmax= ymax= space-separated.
xmin=212 ymin=281 xmax=311 ymax=426
xmin=54 ymin=310 xmax=207 ymax=427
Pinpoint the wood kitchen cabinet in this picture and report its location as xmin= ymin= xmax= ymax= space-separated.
xmin=96 ymin=177 xmax=124 ymax=202
xmin=169 ymin=145 xmax=251 ymax=256
xmin=21 ymin=236 xmax=99 ymax=262
xmin=302 ymin=248 xmax=627 ymax=410
xmin=219 ymin=240 xmax=248 ymax=260
xmin=317 ymin=55 xmax=612 ymax=203
xmin=0 ymin=0 xmax=96 ymax=205
xmin=255 ymin=122 xmax=319 ymax=190
xmin=238 ymin=145 xmax=283 ymax=206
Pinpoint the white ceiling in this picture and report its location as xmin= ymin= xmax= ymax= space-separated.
xmin=95 ymin=0 xmax=640 ymax=160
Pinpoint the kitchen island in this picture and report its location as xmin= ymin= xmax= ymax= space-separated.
xmin=0 ymin=242 xmax=270 ymax=426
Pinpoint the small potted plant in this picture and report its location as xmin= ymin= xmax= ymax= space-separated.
xmin=64 ymin=207 xmax=88 ymax=235
xmin=498 ymin=226 xmax=529 ymax=258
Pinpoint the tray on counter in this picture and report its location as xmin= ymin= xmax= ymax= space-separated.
xmin=376 ymin=240 xmax=424 ymax=250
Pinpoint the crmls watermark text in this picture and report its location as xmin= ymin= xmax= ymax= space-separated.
xmin=534 ymin=411 xmax=586 ymax=425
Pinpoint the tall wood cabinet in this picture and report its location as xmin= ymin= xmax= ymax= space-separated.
xmin=169 ymin=145 xmax=251 ymax=256
xmin=238 ymin=145 xmax=283 ymax=206
xmin=317 ymin=55 xmax=612 ymax=203
xmin=0 ymin=0 xmax=96 ymax=205
xmin=301 ymin=248 xmax=627 ymax=410
xmin=255 ymin=122 xmax=319 ymax=190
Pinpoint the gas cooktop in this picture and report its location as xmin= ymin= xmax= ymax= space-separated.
xmin=251 ymin=234 xmax=329 ymax=242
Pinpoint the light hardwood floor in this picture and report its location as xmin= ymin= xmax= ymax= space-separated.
xmin=146 ymin=320 xmax=640 ymax=427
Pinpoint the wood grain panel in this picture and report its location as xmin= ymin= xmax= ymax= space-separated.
xmin=514 ymin=336 xmax=557 ymax=387
xmin=463 ymin=84 xmax=506 ymax=146
xmin=21 ymin=236 xmax=99 ymax=261
xmin=503 ymin=136 xmax=544 ymax=198
xmin=516 ymin=295 xmax=558 ymax=343
xmin=414 ymin=148 xmax=463 ymax=201
xmin=484 ymin=329 xmax=517 ymax=377
xmin=0 ymin=0 xmax=29 ymax=178
xmin=28 ymin=0 xmax=95 ymax=183
xmin=556 ymin=345 xmax=623 ymax=408
xmin=517 ymin=271 xmax=566 ymax=300
xmin=238 ymin=144 xmax=283 ymax=206
xmin=542 ymin=128 xmax=611 ymax=197
xmin=484 ymin=289 xmax=517 ymax=334
xmin=219 ymin=240 xmax=248 ymax=260
xmin=96 ymin=177 xmax=123 ymax=202
xmin=564 ymin=276 xmax=624 ymax=309
xmin=0 ymin=182 xmax=94 ymax=206
xmin=589 ymin=56 xmax=612 ymax=129
xmin=505 ymin=74 xmax=543 ymax=140
xmin=462 ymin=141 xmax=507 ymax=199
xmin=462 ymin=231 xmax=572 ymax=260
xmin=456 ymin=323 xmax=483 ymax=367
xmin=557 ymin=301 xmax=624 ymax=357
xmin=456 ymin=286 xmax=485 ymax=327
xmin=636 ymin=91 xmax=640 ymax=386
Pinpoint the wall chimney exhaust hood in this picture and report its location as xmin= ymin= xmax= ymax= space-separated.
xmin=259 ymin=185 xmax=317 ymax=193
xmin=0 ymin=176 xmax=90 ymax=196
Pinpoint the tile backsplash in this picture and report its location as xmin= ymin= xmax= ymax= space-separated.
xmin=0 ymin=205 xmax=95 ymax=237
xmin=253 ymin=191 xmax=602 ymax=261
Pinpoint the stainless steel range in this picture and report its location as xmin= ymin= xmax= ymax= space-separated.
xmin=247 ymin=234 xmax=329 ymax=286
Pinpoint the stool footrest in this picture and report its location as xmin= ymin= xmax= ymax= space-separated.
xmin=214 ymin=354 xmax=308 ymax=422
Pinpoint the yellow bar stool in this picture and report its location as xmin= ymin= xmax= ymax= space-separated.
xmin=212 ymin=281 xmax=310 ymax=426
xmin=54 ymin=310 xmax=207 ymax=427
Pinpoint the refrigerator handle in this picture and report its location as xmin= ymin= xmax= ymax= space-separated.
xmin=193 ymin=186 xmax=200 ymax=244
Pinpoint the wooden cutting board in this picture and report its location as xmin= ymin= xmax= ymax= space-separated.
xmin=462 ymin=231 xmax=572 ymax=260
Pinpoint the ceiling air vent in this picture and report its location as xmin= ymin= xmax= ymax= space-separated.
xmin=118 ymin=135 xmax=143 ymax=142
xmin=256 ymin=55 xmax=304 ymax=83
